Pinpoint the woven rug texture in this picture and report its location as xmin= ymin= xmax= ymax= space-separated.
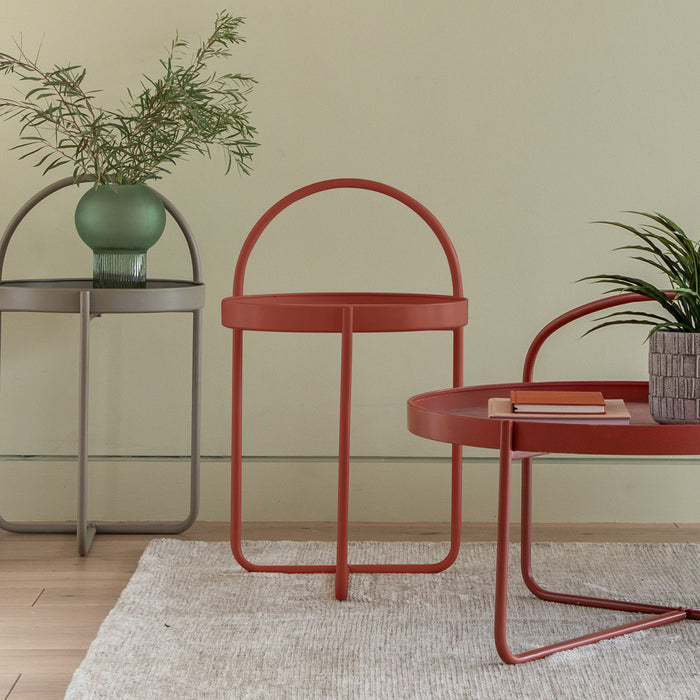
xmin=65 ymin=540 xmax=699 ymax=699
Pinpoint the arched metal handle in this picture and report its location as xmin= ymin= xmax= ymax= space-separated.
xmin=0 ymin=176 xmax=202 ymax=283
xmin=232 ymin=178 xmax=463 ymax=298
xmin=522 ymin=291 xmax=676 ymax=382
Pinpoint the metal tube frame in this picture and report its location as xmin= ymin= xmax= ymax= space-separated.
xmin=493 ymin=293 xmax=698 ymax=663
xmin=228 ymin=179 xmax=466 ymax=599
xmin=493 ymin=426 xmax=693 ymax=664
xmin=0 ymin=177 xmax=202 ymax=554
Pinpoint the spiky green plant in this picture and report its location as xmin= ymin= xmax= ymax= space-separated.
xmin=0 ymin=11 xmax=257 ymax=186
xmin=581 ymin=211 xmax=700 ymax=337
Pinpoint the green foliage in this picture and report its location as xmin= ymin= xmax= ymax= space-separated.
xmin=0 ymin=11 xmax=258 ymax=185
xmin=581 ymin=212 xmax=700 ymax=337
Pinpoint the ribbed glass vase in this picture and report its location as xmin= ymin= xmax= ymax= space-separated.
xmin=75 ymin=184 xmax=166 ymax=288
xmin=92 ymin=250 xmax=147 ymax=288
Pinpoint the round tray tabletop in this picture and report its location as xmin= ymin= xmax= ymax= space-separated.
xmin=408 ymin=380 xmax=700 ymax=456
xmin=0 ymin=278 xmax=205 ymax=314
xmin=221 ymin=292 xmax=468 ymax=333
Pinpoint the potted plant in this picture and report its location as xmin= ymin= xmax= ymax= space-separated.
xmin=0 ymin=11 xmax=257 ymax=287
xmin=581 ymin=211 xmax=700 ymax=423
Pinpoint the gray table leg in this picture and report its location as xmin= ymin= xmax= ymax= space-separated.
xmin=188 ymin=308 xmax=202 ymax=523
xmin=0 ymin=306 xmax=74 ymax=536
xmin=95 ymin=307 xmax=201 ymax=535
xmin=77 ymin=290 xmax=96 ymax=555
xmin=0 ymin=295 xmax=201 ymax=548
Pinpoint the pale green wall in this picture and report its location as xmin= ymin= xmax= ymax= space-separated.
xmin=0 ymin=0 xmax=698 ymax=523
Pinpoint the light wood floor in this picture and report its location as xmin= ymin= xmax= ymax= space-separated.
xmin=1 ymin=521 xmax=698 ymax=699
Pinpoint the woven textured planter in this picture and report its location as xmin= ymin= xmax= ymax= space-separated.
xmin=648 ymin=331 xmax=700 ymax=424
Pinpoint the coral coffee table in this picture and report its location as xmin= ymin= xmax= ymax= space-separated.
xmin=408 ymin=379 xmax=699 ymax=663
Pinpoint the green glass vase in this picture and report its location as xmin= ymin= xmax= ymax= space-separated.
xmin=74 ymin=184 xmax=166 ymax=288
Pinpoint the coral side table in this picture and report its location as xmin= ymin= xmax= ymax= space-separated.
xmin=0 ymin=177 xmax=204 ymax=555
xmin=408 ymin=293 xmax=700 ymax=662
xmin=221 ymin=178 xmax=468 ymax=600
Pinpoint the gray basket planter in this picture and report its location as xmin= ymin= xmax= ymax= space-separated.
xmin=648 ymin=331 xmax=700 ymax=424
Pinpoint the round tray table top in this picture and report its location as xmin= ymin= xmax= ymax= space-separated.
xmin=0 ymin=278 xmax=205 ymax=314
xmin=408 ymin=380 xmax=700 ymax=456
xmin=221 ymin=292 xmax=468 ymax=333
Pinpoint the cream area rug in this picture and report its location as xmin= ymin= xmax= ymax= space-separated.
xmin=65 ymin=540 xmax=699 ymax=699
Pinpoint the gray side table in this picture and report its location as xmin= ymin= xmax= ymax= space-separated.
xmin=0 ymin=177 xmax=204 ymax=554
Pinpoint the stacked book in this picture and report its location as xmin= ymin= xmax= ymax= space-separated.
xmin=487 ymin=390 xmax=631 ymax=424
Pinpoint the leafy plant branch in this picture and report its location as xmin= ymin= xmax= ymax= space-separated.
xmin=580 ymin=211 xmax=700 ymax=337
xmin=0 ymin=11 xmax=257 ymax=186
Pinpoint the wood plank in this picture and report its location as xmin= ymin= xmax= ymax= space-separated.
xmin=0 ymin=587 xmax=43 ymax=607
xmin=7 ymin=673 xmax=74 ymax=700
xmin=0 ymin=650 xmax=85 ymax=676
xmin=0 ymin=674 xmax=20 ymax=699
xmin=0 ymin=606 xmax=112 ymax=650
xmin=2 ymin=521 xmax=699 ymax=546
xmin=34 ymin=582 xmax=131 ymax=607
xmin=238 ymin=521 xmax=700 ymax=543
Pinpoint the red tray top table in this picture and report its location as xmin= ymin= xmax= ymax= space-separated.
xmin=408 ymin=378 xmax=699 ymax=663
xmin=221 ymin=178 xmax=468 ymax=600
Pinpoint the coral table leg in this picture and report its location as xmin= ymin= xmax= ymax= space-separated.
xmin=494 ymin=423 xmax=690 ymax=664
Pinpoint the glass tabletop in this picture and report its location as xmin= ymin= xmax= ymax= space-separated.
xmin=0 ymin=278 xmax=205 ymax=313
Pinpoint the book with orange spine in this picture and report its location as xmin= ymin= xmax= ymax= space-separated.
xmin=489 ymin=397 xmax=630 ymax=424
xmin=510 ymin=390 xmax=605 ymax=414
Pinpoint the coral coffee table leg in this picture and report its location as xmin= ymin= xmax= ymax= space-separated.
xmin=493 ymin=420 xmax=521 ymax=663
xmin=493 ymin=434 xmax=689 ymax=664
